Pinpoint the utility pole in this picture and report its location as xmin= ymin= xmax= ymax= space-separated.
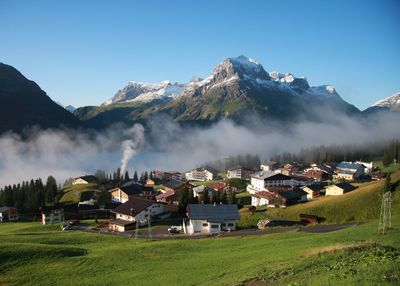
xmin=378 ymin=191 xmax=392 ymax=235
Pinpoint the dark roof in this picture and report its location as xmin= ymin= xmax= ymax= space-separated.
xmin=304 ymin=184 xmax=325 ymax=192
xmin=264 ymin=173 xmax=292 ymax=181
xmin=111 ymin=198 xmax=156 ymax=217
xmin=334 ymin=182 xmax=356 ymax=192
xmin=164 ymin=180 xmax=185 ymax=190
xmin=187 ymin=204 xmax=240 ymax=221
xmin=228 ymin=165 xmax=253 ymax=171
xmin=337 ymin=162 xmax=364 ymax=171
xmin=0 ymin=206 xmax=17 ymax=212
xmin=76 ymin=175 xmax=97 ymax=183
xmin=109 ymin=219 xmax=136 ymax=227
xmin=112 ymin=184 xmax=154 ymax=196
xmin=281 ymin=188 xmax=308 ymax=200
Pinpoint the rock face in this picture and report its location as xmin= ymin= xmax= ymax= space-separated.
xmin=0 ymin=63 xmax=82 ymax=134
xmin=75 ymin=55 xmax=361 ymax=128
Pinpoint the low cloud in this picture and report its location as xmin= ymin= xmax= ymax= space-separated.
xmin=0 ymin=111 xmax=399 ymax=187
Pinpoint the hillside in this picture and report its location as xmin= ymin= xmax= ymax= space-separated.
xmin=267 ymin=169 xmax=400 ymax=224
xmin=57 ymin=183 xmax=101 ymax=204
xmin=0 ymin=214 xmax=399 ymax=285
xmin=0 ymin=63 xmax=82 ymax=134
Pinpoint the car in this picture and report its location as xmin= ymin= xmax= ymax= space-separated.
xmin=68 ymin=219 xmax=80 ymax=225
xmin=168 ymin=225 xmax=182 ymax=234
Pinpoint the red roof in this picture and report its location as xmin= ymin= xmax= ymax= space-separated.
xmin=210 ymin=182 xmax=228 ymax=191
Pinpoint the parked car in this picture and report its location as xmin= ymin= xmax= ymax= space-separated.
xmin=68 ymin=219 xmax=80 ymax=225
xmin=62 ymin=224 xmax=76 ymax=231
xmin=168 ymin=225 xmax=182 ymax=234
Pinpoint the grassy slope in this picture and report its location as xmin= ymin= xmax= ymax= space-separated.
xmin=0 ymin=215 xmax=399 ymax=286
xmin=266 ymin=169 xmax=400 ymax=224
xmin=58 ymin=183 xmax=100 ymax=204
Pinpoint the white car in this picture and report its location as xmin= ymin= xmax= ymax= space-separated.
xmin=168 ymin=226 xmax=182 ymax=234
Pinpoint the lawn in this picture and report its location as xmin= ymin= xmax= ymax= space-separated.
xmin=58 ymin=183 xmax=101 ymax=204
xmin=0 ymin=214 xmax=399 ymax=286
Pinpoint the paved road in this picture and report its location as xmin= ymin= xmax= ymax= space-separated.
xmin=74 ymin=222 xmax=359 ymax=240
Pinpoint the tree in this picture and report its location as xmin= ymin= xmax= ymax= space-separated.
xmin=188 ymin=189 xmax=195 ymax=204
xmin=227 ymin=191 xmax=236 ymax=205
xmin=202 ymin=189 xmax=209 ymax=204
xmin=144 ymin=171 xmax=149 ymax=182
xmin=124 ymin=171 xmax=130 ymax=181
xmin=133 ymin=171 xmax=138 ymax=182
xmin=211 ymin=191 xmax=219 ymax=204
xmin=178 ymin=189 xmax=188 ymax=208
xmin=45 ymin=176 xmax=58 ymax=205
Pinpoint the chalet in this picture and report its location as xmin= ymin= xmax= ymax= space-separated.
xmin=305 ymin=163 xmax=335 ymax=176
xmin=155 ymin=190 xmax=178 ymax=205
xmin=291 ymin=175 xmax=314 ymax=186
xmin=371 ymin=172 xmax=386 ymax=181
xmin=303 ymin=169 xmax=331 ymax=182
xmin=109 ymin=183 xmax=155 ymax=203
xmin=72 ymin=175 xmax=97 ymax=185
xmin=163 ymin=171 xmax=183 ymax=181
xmin=210 ymin=182 xmax=231 ymax=193
xmin=109 ymin=198 xmax=165 ymax=231
xmin=163 ymin=180 xmax=190 ymax=193
xmin=325 ymin=182 xmax=356 ymax=196
xmin=247 ymin=171 xmax=293 ymax=194
xmin=227 ymin=165 xmax=253 ymax=180
xmin=0 ymin=206 xmax=18 ymax=222
xmin=355 ymin=161 xmax=374 ymax=173
xmin=185 ymin=168 xmax=215 ymax=181
xmin=145 ymin=179 xmax=155 ymax=187
xmin=41 ymin=208 xmax=64 ymax=225
xmin=185 ymin=204 xmax=240 ymax=234
xmin=192 ymin=185 xmax=206 ymax=198
xmin=260 ymin=160 xmax=278 ymax=172
xmin=335 ymin=162 xmax=365 ymax=181
xmin=251 ymin=188 xmax=307 ymax=208
xmin=302 ymin=184 xmax=325 ymax=199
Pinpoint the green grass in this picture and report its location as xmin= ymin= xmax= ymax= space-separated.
xmin=0 ymin=215 xmax=399 ymax=286
xmin=266 ymin=169 xmax=400 ymax=224
xmin=58 ymin=183 xmax=101 ymax=204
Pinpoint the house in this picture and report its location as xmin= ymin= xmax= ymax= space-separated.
xmin=210 ymin=182 xmax=231 ymax=193
xmin=227 ymin=165 xmax=253 ymax=180
xmin=247 ymin=171 xmax=293 ymax=194
xmin=155 ymin=190 xmax=178 ymax=205
xmin=335 ymin=162 xmax=365 ymax=181
xmin=303 ymin=169 xmax=331 ymax=182
xmin=163 ymin=180 xmax=191 ymax=193
xmin=0 ymin=206 xmax=18 ymax=222
xmin=109 ymin=198 xmax=165 ymax=231
xmin=325 ymin=182 xmax=356 ymax=196
xmin=370 ymin=172 xmax=386 ymax=181
xmin=109 ymin=183 xmax=155 ymax=203
xmin=192 ymin=185 xmax=206 ymax=198
xmin=260 ymin=160 xmax=278 ymax=172
xmin=302 ymin=184 xmax=325 ymax=199
xmin=145 ymin=179 xmax=155 ymax=187
xmin=251 ymin=188 xmax=307 ymax=208
xmin=185 ymin=168 xmax=215 ymax=181
xmin=355 ymin=161 xmax=374 ymax=174
xmin=291 ymin=175 xmax=314 ymax=186
xmin=185 ymin=204 xmax=240 ymax=234
xmin=72 ymin=175 xmax=98 ymax=185
xmin=41 ymin=208 xmax=64 ymax=225
xmin=305 ymin=163 xmax=335 ymax=176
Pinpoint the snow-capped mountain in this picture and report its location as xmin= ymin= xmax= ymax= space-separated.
xmin=75 ymin=55 xmax=360 ymax=127
xmin=371 ymin=93 xmax=400 ymax=110
xmin=103 ymin=80 xmax=185 ymax=105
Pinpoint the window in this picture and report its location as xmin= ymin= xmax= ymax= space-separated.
xmin=202 ymin=223 xmax=208 ymax=227
xmin=228 ymin=223 xmax=234 ymax=227
xmin=211 ymin=224 xmax=219 ymax=229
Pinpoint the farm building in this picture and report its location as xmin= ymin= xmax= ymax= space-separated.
xmin=41 ymin=208 xmax=64 ymax=225
xmin=227 ymin=165 xmax=253 ymax=180
xmin=247 ymin=171 xmax=293 ymax=194
xmin=335 ymin=162 xmax=365 ymax=181
xmin=72 ymin=175 xmax=98 ymax=185
xmin=302 ymin=184 xmax=325 ymax=199
xmin=0 ymin=206 xmax=18 ymax=222
xmin=325 ymin=182 xmax=356 ymax=196
xmin=185 ymin=204 xmax=240 ymax=234
xmin=109 ymin=198 xmax=165 ymax=231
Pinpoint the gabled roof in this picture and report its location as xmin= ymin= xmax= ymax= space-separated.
xmin=155 ymin=190 xmax=175 ymax=200
xmin=111 ymin=184 xmax=153 ymax=196
xmin=0 ymin=206 xmax=16 ymax=212
xmin=251 ymin=191 xmax=277 ymax=200
xmin=75 ymin=175 xmax=97 ymax=183
xmin=228 ymin=165 xmax=253 ymax=172
xmin=281 ymin=188 xmax=308 ymax=200
xmin=192 ymin=185 xmax=205 ymax=194
xmin=264 ymin=173 xmax=292 ymax=181
xmin=303 ymin=184 xmax=325 ymax=192
xmin=164 ymin=180 xmax=186 ymax=190
xmin=111 ymin=198 xmax=156 ymax=217
xmin=337 ymin=162 xmax=364 ymax=171
xmin=187 ymin=204 xmax=240 ymax=222
xmin=333 ymin=182 xmax=356 ymax=192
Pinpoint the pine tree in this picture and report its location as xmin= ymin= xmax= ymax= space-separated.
xmin=45 ymin=176 xmax=58 ymax=205
xmin=202 ymin=189 xmax=209 ymax=204
xmin=133 ymin=171 xmax=138 ymax=182
xmin=124 ymin=170 xmax=130 ymax=181
xmin=384 ymin=173 xmax=392 ymax=193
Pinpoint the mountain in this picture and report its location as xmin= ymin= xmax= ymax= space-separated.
xmin=75 ymin=55 xmax=360 ymax=128
xmin=65 ymin=105 xmax=76 ymax=113
xmin=364 ymin=93 xmax=400 ymax=113
xmin=0 ymin=63 xmax=82 ymax=134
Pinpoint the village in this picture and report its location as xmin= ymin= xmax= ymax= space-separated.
xmin=0 ymin=159 xmax=386 ymax=238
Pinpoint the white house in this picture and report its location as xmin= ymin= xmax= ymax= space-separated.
xmin=226 ymin=165 xmax=253 ymax=180
xmin=247 ymin=171 xmax=293 ymax=194
xmin=260 ymin=161 xmax=278 ymax=172
xmin=355 ymin=161 xmax=374 ymax=174
xmin=186 ymin=204 xmax=240 ymax=234
xmin=109 ymin=198 xmax=165 ymax=232
xmin=335 ymin=162 xmax=365 ymax=181
xmin=0 ymin=206 xmax=18 ymax=222
xmin=185 ymin=168 xmax=215 ymax=181
xmin=325 ymin=183 xmax=356 ymax=196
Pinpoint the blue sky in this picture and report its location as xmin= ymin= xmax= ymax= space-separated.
xmin=0 ymin=0 xmax=399 ymax=110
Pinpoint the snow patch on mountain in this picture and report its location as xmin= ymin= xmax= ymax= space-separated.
xmin=372 ymin=92 xmax=400 ymax=108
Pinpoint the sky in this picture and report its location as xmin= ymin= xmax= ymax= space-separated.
xmin=0 ymin=0 xmax=399 ymax=110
